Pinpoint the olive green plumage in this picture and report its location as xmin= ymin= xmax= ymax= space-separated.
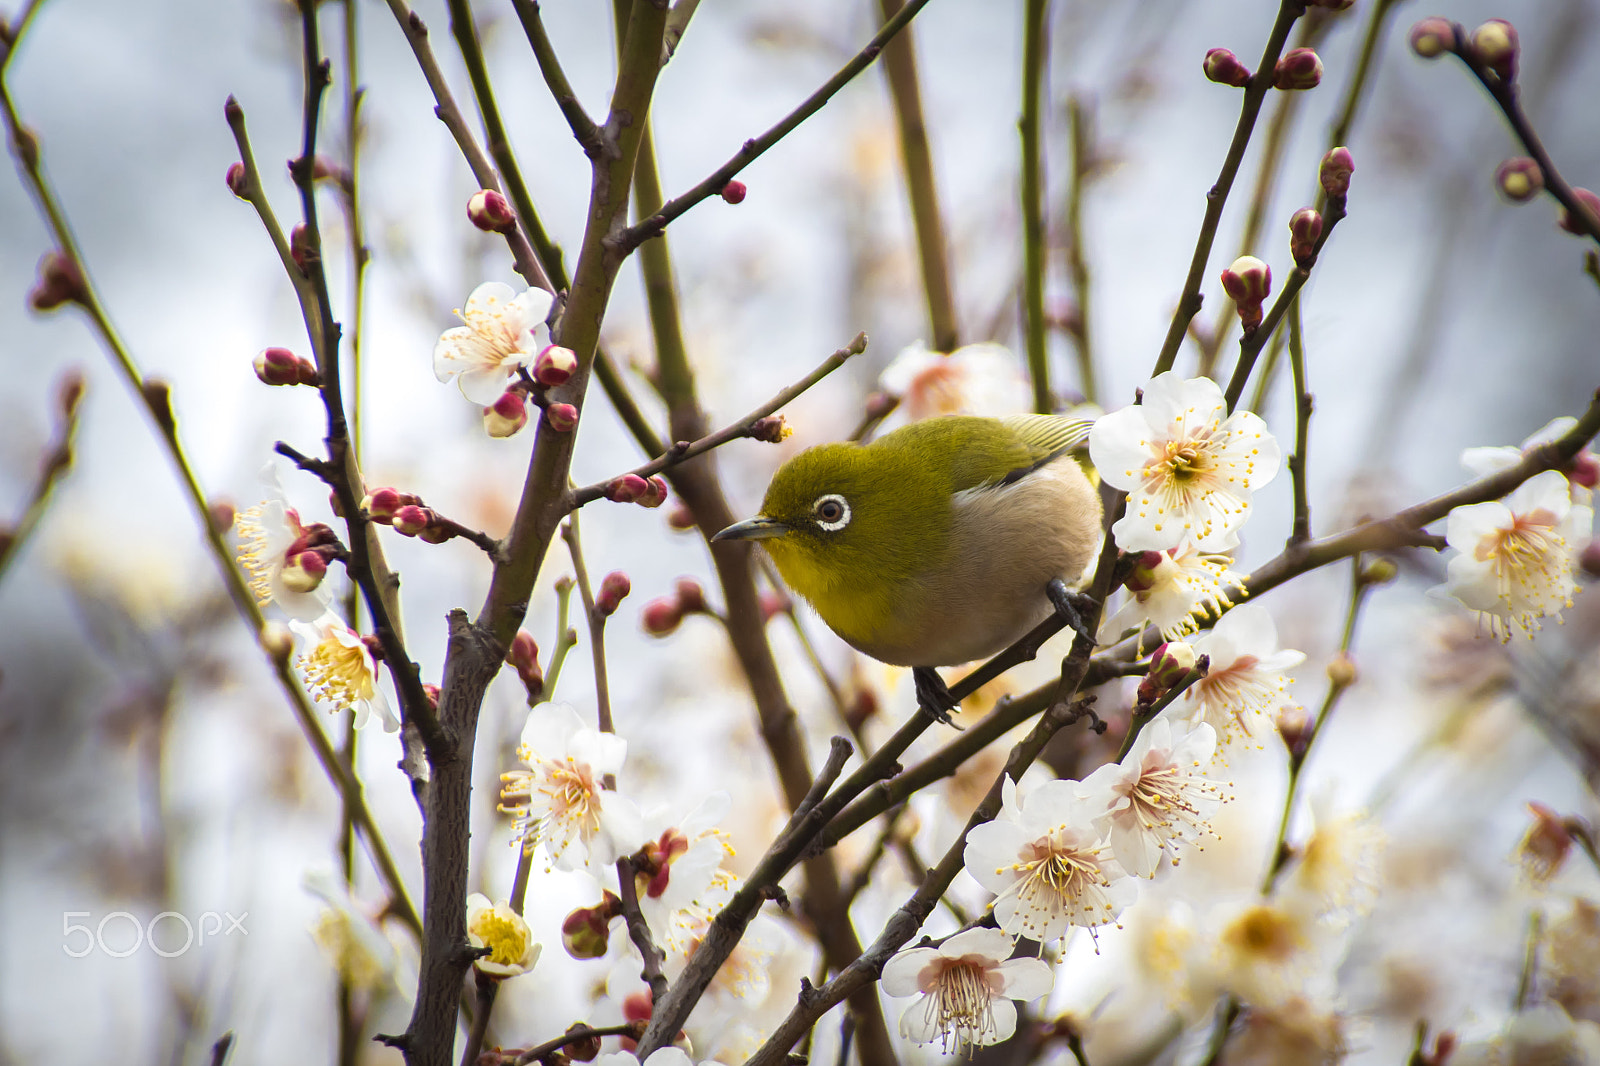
xmin=715 ymin=414 xmax=1102 ymax=668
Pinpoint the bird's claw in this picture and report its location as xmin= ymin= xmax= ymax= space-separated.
xmin=912 ymin=666 xmax=963 ymax=730
xmin=1047 ymin=578 xmax=1098 ymax=647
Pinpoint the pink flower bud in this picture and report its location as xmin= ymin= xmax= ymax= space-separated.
xmin=1470 ymin=19 xmax=1518 ymax=81
xmin=1558 ymin=188 xmax=1600 ymax=235
xmin=27 ymin=250 xmax=86 ymax=312
xmin=392 ymin=504 xmax=432 ymax=537
xmin=362 ymin=487 xmax=404 ymax=521
xmin=1123 ymin=550 xmax=1168 ymax=594
xmin=1569 ymin=450 xmax=1599 ymax=489
xmin=421 ymin=683 xmax=441 ymax=710
xmin=280 ymin=549 xmax=329 ymax=593
xmin=226 ymin=161 xmax=249 ymax=198
xmin=673 ymin=577 xmax=708 ymax=614
xmin=1319 ymin=146 xmax=1355 ymax=199
xmin=720 ymin=180 xmax=747 ymax=204
xmin=1147 ymin=640 xmax=1198 ymax=690
xmin=547 ymin=402 xmax=580 ymax=432
xmin=562 ymin=895 xmax=621 ymax=960
xmin=759 ymin=589 xmax=791 ymax=622
xmin=1273 ymin=48 xmax=1323 ymax=90
xmin=1288 ymin=207 xmax=1323 ymax=266
xmin=641 ymin=597 xmax=683 ymax=637
xmin=1203 ymin=47 xmax=1253 ymax=87
xmin=638 ymin=476 xmax=669 ymax=509
xmin=1220 ymin=255 xmax=1272 ymax=332
xmin=467 ymin=188 xmax=516 ymax=233
xmin=483 ymin=389 xmax=529 ymax=438
xmin=606 ymin=474 xmax=650 ymax=504
xmin=596 ymin=571 xmax=631 ymax=617
xmin=260 ymin=622 xmax=294 ymax=664
xmin=1494 ymin=157 xmax=1543 ymax=203
xmin=210 ymin=501 xmax=236 ymax=534
xmin=666 ymin=504 xmax=697 ymax=532
xmin=532 ymin=345 xmax=577 ymax=388
xmin=289 ymin=223 xmax=314 ymax=273
xmin=1408 ymin=17 xmax=1457 ymax=58
xmin=1276 ymin=704 xmax=1313 ymax=758
xmin=507 ymin=630 xmax=544 ymax=698
xmin=254 ymin=346 xmax=307 ymax=386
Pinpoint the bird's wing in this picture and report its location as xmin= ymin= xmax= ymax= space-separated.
xmin=991 ymin=415 xmax=1095 ymax=486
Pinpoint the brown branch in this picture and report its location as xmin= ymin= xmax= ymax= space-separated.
xmin=1285 ymin=294 xmax=1312 ymax=545
xmin=512 ymin=1023 xmax=645 ymax=1065
xmin=1151 ymin=0 xmax=1308 ymax=376
xmin=509 ymin=0 xmax=602 ymax=156
xmin=1063 ymin=95 xmax=1098 ymax=405
xmin=619 ymin=0 xmax=939 ymax=252
xmin=566 ymin=332 xmax=867 ymax=508
xmin=1020 ymin=0 xmax=1051 ymax=411
xmin=877 ymin=0 xmax=958 ymax=352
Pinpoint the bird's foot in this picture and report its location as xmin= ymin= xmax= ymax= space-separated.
xmin=912 ymin=666 xmax=963 ymax=729
xmin=1047 ymin=579 xmax=1098 ymax=647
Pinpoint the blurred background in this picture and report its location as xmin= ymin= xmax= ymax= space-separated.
xmin=2 ymin=0 xmax=1599 ymax=1062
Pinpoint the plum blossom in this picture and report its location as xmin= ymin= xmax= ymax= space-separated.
xmin=465 ymin=893 xmax=540 ymax=979
xmin=634 ymin=792 xmax=736 ymax=955
xmin=964 ymin=776 xmax=1136 ymax=942
xmin=235 ymin=476 xmax=334 ymax=620
xmin=290 ymin=614 xmax=398 ymax=732
xmin=1281 ymin=795 xmax=1383 ymax=922
xmin=1444 ymin=469 xmax=1592 ymax=640
xmin=1089 ymin=373 xmax=1280 ymax=552
xmin=594 ymin=1050 xmax=701 ymax=1066
xmin=1078 ymin=718 xmax=1228 ymax=877
xmin=1099 ymin=540 xmax=1244 ymax=646
xmin=498 ymin=703 xmax=646 ymax=873
xmin=1169 ymin=604 xmax=1303 ymax=743
xmin=878 ymin=341 xmax=1032 ymax=419
xmin=880 ymin=927 xmax=1054 ymax=1052
xmin=1460 ymin=417 xmax=1597 ymax=505
xmin=433 ymin=282 xmax=553 ymax=404
xmin=304 ymin=870 xmax=398 ymax=992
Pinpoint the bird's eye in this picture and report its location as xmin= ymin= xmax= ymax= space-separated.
xmin=812 ymin=493 xmax=851 ymax=531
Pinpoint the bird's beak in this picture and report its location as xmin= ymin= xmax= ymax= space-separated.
xmin=711 ymin=516 xmax=790 ymax=543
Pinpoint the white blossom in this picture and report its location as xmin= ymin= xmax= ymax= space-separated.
xmin=465 ymin=893 xmax=540 ymax=979
xmin=878 ymin=340 xmax=1032 ymax=419
xmin=1444 ymin=469 xmax=1592 ymax=640
xmin=635 ymin=792 xmax=736 ymax=955
xmin=433 ymin=281 xmax=553 ymax=404
xmin=880 ymin=927 xmax=1054 ymax=1052
xmin=1461 ymin=416 xmax=1595 ymax=505
xmin=1089 ymin=372 xmax=1280 ymax=552
xmin=1099 ymin=539 xmax=1245 ymax=645
xmin=235 ymin=469 xmax=334 ymax=621
xmin=1170 ymin=604 xmax=1303 ymax=743
xmin=1078 ymin=718 xmax=1228 ymax=877
xmin=498 ymin=703 xmax=646 ymax=873
xmin=290 ymin=614 xmax=398 ymax=732
xmin=964 ymin=776 xmax=1136 ymax=942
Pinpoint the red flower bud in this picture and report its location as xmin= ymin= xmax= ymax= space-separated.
xmin=1220 ymin=255 xmax=1272 ymax=333
xmin=289 ymin=223 xmax=314 ymax=273
xmin=759 ymin=589 xmax=791 ymax=622
xmin=606 ymin=474 xmax=650 ymax=504
xmin=507 ymin=630 xmax=545 ymax=698
xmin=674 ymin=577 xmax=708 ymax=614
xmin=547 ymin=402 xmax=579 ymax=432
xmin=636 ymin=476 xmax=669 ymax=509
xmin=720 ymin=180 xmax=747 ymax=204
xmin=640 ymin=597 xmax=683 ymax=637
xmin=1568 ymin=450 xmax=1598 ymax=489
xmin=466 ymin=188 xmax=515 ymax=233
xmin=666 ymin=504 xmax=697 ymax=532
xmin=1319 ymin=146 xmax=1355 ymax=199
xmin=1203 ymin=47 xmax=1252 ymax=88
xmin=1408 ymin=17 xmax=1457 ymax=59
xmin=596 ymin=571 xmax=631 ymax=617
xmin=534 ymin=345 xmax=578 ymax=387
xmin=1288 ymin=207 xmax=1323 ymax=266
xmin=392 ymin=504 xmax=432 ymax=537
xmin=226 ymin=161 xmax=249 ymax=198
xmin=27 ymin=250 xmax=87 ymax=312
xmin=483 ymin=389 xmax=529 ymax=438
xmin=561 ymin=896 xmax=618 ymax=960
xmin=253 ymin=346 xmax=320 ymax=387
xmin=1470 ymin=18 xmax=1518 ymax=81
xmin=1147 ymin=641 xmax=1198 ymax=690
xmin=1558 ymin=188 xmax=1600 ymax=236
xmin=362 ymin=487 xmax=404 ymax=522
xmin=1494 ymin=157 xmax=1543 ymax=203
xmin=280 ymin=549 xmax=329 ymax=593
xmin=422 ymin=683 xmax=441 ymax=710
xmin=1124 ymin=550 xmax=1168 ymax=594
xmin=1273 ymin=48 xmax=1323 ymax=90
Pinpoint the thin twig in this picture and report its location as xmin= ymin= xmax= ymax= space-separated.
xmin=1286 ymin=294 xmax=1312 ymax=545
xmin=620 ymin=0 xmax=939 ymax=251
xmin=0 ymin=370 xmax=79 ymax=586
xmin=1151 ymin=0 xmax=1308 ymax=376
xmin=1515 ymin=909 xmax=1544 ymax=1011
xmin=509 ymin=0 xmax=601 ymax=155
xmin=1063 ymin=95 xmax=1098 ymax=406
xmin=567 ymin=333 xmax=867 ymax=508
xmin=1114 ymin=657 xmax=1211 ymax=762
xmin=877 ymin=0 xmax=958 ymax=352
xmin=458 ymin=974 xmax=497 ymax=1066
xmin=513 ymin=1023 xmax=644 ymax=1065
xmin=1020 ymin=0 xmax=1051 ymax=412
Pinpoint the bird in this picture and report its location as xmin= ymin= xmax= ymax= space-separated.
xmin=712 ymin=413 xmax=1103 ymax=724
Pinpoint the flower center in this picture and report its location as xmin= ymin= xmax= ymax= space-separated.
xmin=934 ymin=960 xmax=998 ymax=1050
xmin=473 ymin=910 xmax=528 ymax=967
xmin=1224 ymin=905 xmax=1302 ymax=963
xmin=540 ymin=757 xmax=602 ymax=834
xmin=299 ymin=634 xmax=374 ymax=710
xmin=1481 ymin=511 xmax=1562 ymax=577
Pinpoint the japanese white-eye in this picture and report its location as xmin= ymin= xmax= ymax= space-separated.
xmin=714 ymin=413 xmax=1102 ymax=688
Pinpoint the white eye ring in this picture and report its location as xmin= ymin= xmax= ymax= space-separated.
xmin=812 ymin=493 xmax=851 ymax=532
